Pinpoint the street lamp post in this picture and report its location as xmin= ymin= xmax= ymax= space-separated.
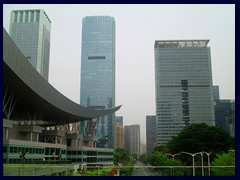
xmin=200 ymin=152 xmax=204 ymax=176
xmin=202 ymin=151 xmax=212 ymax=176
xmin=181 ymin=151 xmax=202 ymax=176
xmin=165 ymin=153 xmax=181 ymax=161
xmin=165 ymin=153 xmax=181 ymax=176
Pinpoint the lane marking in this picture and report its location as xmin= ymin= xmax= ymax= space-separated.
xmin=141 ymin=167 xmax=147 ymax=176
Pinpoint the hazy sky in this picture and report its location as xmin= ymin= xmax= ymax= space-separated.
xmin=3 ymin=4 xmax=235 ymax=143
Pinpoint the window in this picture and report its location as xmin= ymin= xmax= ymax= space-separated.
xmin=25 ymin=12 xmax=29 ymax=22
xmin=36 ymin=11 xmax=40 ymax=22
xmin=19 ymin=12 xmax=23 ymax=22
xmin=88 ymin=56 xmax=106 ymax=60
xmin=3 ymin=146 xmax=7 ymax=153
xmin=14 ymin=12 xmax=18 ymax=23
xmin=30 ymin=11 xmax=34 ymax=22
xmin=10 ymin=147 xmax=14 ymax=153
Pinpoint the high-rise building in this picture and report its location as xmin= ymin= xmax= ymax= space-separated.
xmin=124 ymin=126 xmax=130 ymax=153
xmin=80 ymin=16 xmax=115 ymax=148
xmin=9 ymin=9 xmax=51 ymax=80
xmin=214 ymin=100 xmax=232 ymax=132
xmin=212 ymin=86 xmax=220 ymax=101
xmin=130 ymin=124 xmax=140 ymax=155
xmin=115 ymin=116 xmax=123 ymax=126
xmin=124 ymin=124 xmax=140 ymax=155
xmin=213 ymin=86 xmax=234 ymax=133
xmin=154 ymin=40 xmax=215 ymax=146
xmin=115 ymin=123 xmax=124 ymax=149
xmin=226 ymin=100 xmax=235 ymax=137
xmin=140 ymin=143 xmax=147 ymax=155
xmin=115 ymin=116 xmax=124 ymax=149
xmin=146 ymin=115 xmax=156 ymax=154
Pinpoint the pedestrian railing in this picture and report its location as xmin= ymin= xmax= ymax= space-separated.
xmin=3 ymin=165 xmax=75 ymax=176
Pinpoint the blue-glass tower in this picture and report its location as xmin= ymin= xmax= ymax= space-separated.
xmin=80 ymin=16 xmax=115 ymax=148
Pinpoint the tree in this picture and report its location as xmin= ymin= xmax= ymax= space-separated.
xmin=113 ymin=148 xmax=130 ymax=165
xmin=153 ymin=145 xmax=166 ymax=152
xmin=211 ymin=151 xmax=235 ymax=176
xmin=166 ymin=123 xmax=235 ymax=155
xmin=165 ymin=123 xmax=235 ymax=169
xmin=139 ymin=154 xmax=148 ymax=164
xmin=148 ymin=151 xmax=184 ymax=176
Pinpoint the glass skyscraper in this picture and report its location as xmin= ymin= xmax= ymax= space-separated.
xmin=80 ymin=16 xmax=115 ymax=148
xmin=146 ymin=115 xmax=156 ymax=154
xmin=9 ymin=9 xmax=51 ymax=81
xmin=154 ymin=40 xmax=215 ymax=146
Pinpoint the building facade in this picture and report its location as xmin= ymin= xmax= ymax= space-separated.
xmin=146 ymin=115 xmax=156 ymax=154
xmin=3 ymin=27 xmax=121 ymax=169
xmin=114 ymin=116 xmax=124 ymax=149
xmin=154 ymin=40 xmax=215 ymax=146
xmin=129 ymin=125 xmax=140 ymax=155
xmin=124 ymin=126 xmax=130 ymax=153
xmin=213 ymin=86 xmax=235 ymax=134
xmin=9 ymin=9 xmax=51 ymax=81
xmin=226 ymin=109 xmax=235 ymax=137
xmin=212 ymin=85 xmax=220 ymax=101
xmin=214 ymin=100 xmax=232 ymax=132
xmin=124 ymin=125 xmax=140 ymax=155
xmin=140 ymin=143 xmax=147 ymax=155
xmin=115 ymin=123 xmax=124 ymax=149
xmin=115 ymin=116 xmax=123 ymax=126
xmin=80 ymin=16 xmax=116 ymax=148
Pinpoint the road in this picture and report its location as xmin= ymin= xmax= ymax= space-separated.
xmin=131 ymin=161 xmax=159 ymax=176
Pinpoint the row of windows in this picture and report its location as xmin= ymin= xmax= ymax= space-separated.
xmin=7 ymin=146 xmax=44 ymax=154
xmin=13 ymin=10 xmax=40 ymax=23
xmin=67 ymin=158 xmax=86 ymax=162
xmin=5 ymin=146 xmax=112 ymax=158
xmin=5 ymin=158 xmax=45 ymax=164
xmin=45 ymin=148 xmax=66 ymax=155
xmin=98 ymin=158 xmax=113 ymax=162
xmin=98 ymin=151 xmax=113 ymax=155
xmin=66 ymin=150 xmax=113 ymax=156
xmin=156 ymin=48 xmax=208 ymax=52
xmin=67 ymin=151 xmax=84 ymax=155
xmin=156 ymin=56 xmax=209 ymax=61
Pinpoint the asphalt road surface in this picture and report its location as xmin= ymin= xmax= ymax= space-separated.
xmin=131 ymin=161 xmax=159 ymax=176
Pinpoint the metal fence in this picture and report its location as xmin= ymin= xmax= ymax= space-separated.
xmin=3 ymin=165 xmax=235 ymax=176
xmin=121 ymin=165 xmax=235 ymax=176
xmin=3 ymin=165 xmax=75 ymax=176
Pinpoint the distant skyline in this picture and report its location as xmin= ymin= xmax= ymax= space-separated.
xmin=3 ymin=4 xmax=235 ymax=143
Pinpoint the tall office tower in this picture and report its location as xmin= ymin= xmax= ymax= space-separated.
xmin=154 ymin=40 xmax=215 ymax=146
xmin=115 ymin=116 xmax=123 ymax=126
xmin=9 ymin=9 xmax=51 ymax=81
xmin=124 ymin=125 xmax=140 ymax=155
xmin=124 ymin=126 xmax=130 ymax=153
xmin=213 ymin=86 xmax=220 ymax=101
xmin=140 ymin=143 xmax=147 ymax=155
xmin=214 ymin=100 xmax=232 ymax=132
xmin=146 ymin=115 xmax=156 ymax=154
xmin=115 ymin=123 xmax=124 ymax=149
xmin=227 ymin=100 xmax=235 ymax=137
xmin=115 ymin=116 xmax=124 ymax=149
xmin=80 ymin=16 xmax=115 ymax=148
xmin=129 ymin=124 xmax=140 ymax=155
